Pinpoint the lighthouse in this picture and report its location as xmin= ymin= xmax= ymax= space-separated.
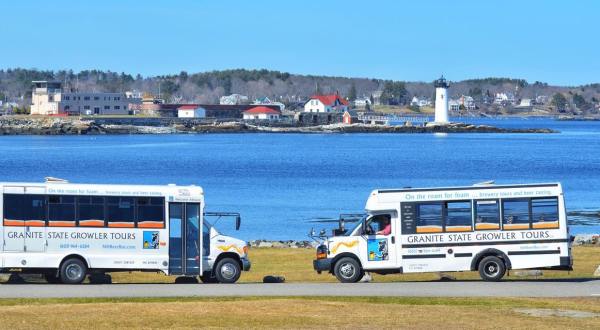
xmin=434 ymin=75 xmax=449 ymax=124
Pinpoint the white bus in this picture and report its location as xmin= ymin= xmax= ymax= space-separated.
xmin=313 ymin=183 xmax=572 ymax=282
xmin=0 ymin=179 xmax=251 ymax=284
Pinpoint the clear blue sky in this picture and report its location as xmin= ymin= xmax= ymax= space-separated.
xmin=1 ymin=0 xmax=598 ymax=85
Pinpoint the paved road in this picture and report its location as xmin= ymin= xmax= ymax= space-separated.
xmin=1 ymin=280 xmax=600 ymax=298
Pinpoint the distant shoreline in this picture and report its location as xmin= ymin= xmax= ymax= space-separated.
xmin=0 ymin=116 xmax=557 ymax=135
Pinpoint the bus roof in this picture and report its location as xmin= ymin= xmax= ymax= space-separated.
xmin=375 ymin=182 xmax=560 ymax=194
xmin=0 ymin=181 xmax=204 ymax=197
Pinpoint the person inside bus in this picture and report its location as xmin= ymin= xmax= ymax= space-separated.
xmin=366 ymin=215 xmax=391 ymax=235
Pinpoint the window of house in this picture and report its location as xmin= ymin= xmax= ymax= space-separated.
xmin=94 ymin=96 xmax=99 ymax=100
xmin=48 ymin=195 xmax=76 ymax=227
xmin=502 ymin=199 xmax=530 ymax=230
xmin=84 ymin=96 xmax=90 ymax=101
xmin=84 ymin=105 xmax=90 ymax=110
xmin=78 ymin=196 xmax=105 ymax=227
xmin=104 ymin=105 xmax=110 ymax=110
xmin=475 ymin=200 xmax=500 ymax=230
xmin=114 ymin=105 xmax=120 ymax=110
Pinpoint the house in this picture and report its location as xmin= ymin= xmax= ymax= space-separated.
xmin=459 ymin=95 xmax=476 ymax=110
xmin=449 ymin=99 xmax=460 ymax=112
xmin=242 ymin=106 xmax=281 ymax=121
xmin=303 ymin=93 xmax=349 ymax=113
xmin=30 ymin=81 xmax=141 ymax=115
xmin=219 ymin=94 xmax=249 ymax=105
xmin=353 ymin=97 xmax=371 ymax=108
xmin=252 ymin=96 xmax=285 ymax=111
xmin=410 ymin=96 xmax=432 ymax=108
xmin=494 ymin=92 xmax=516 ymax=106
xmin=342 ymin=110 xmax=359 ymax=124
xmin=177 ymin=105 xmax=206 ymax=118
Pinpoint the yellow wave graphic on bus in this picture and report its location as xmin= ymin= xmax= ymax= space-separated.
xmin=331 ymin=240 xmax=358 ymax=253
xmin=217 ymin=244 xmax=244 ymax=254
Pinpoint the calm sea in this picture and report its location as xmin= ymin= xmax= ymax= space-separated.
xmin=0 ymin=117 xmax=598 ymax=240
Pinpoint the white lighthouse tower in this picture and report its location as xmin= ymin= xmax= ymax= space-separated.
xmin=434 ymin=75 xmax=449 ymax=124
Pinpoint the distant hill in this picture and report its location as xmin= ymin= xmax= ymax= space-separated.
xmin=1 ymin=68 xmax=599 ymax=114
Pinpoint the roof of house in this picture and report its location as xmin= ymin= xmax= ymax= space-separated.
xmin=308 ymin=94 xmax=349 ymax=106
xmin=243 ymin=106 xmax=281 ymax=114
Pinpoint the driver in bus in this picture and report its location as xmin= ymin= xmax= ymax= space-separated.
xmin=376 ymin=216 xmax=391 ymax=235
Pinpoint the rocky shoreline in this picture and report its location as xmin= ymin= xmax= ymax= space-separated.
xmin=0 ymin=117 xmax=557 ymax=135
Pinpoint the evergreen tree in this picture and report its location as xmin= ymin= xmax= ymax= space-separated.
xmin=348 ymin=83 xmax=357 ymax=101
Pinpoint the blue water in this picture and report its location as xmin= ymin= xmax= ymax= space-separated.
xmin=0 ymin=118 xmax=599 ymax=240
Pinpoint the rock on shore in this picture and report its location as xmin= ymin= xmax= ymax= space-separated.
xmin=0 ymin=116 xmax=557 ymax=135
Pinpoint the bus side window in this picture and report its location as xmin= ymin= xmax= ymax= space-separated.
xmin=531 ymin=197 xmax=559 ymax=229
xmin=3 ymin=194 xmax=46 ymax=227
xmin=502 ymin=199 xmax=530 ymax=230
xmin=416 ymin=203 xmax=443 ymax=233
xmin=48 ymin=195 xmax=76 ymax=227
xmin=78 ymin=196 xmax=105 ymax=227
xmin=445 ymin=201 xmax=472 ymax=232
xmin=474 ymin=200 xmax=500 ymax=230
xmin=137 ymin=197 xmax=165 ymax=229
xmin=107 ymin=197 xmax=135 ymax=228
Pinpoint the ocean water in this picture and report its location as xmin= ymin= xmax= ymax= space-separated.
xmin=0 ymin=117 xmax=598 ymax=240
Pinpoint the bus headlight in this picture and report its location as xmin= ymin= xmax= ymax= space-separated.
xmin=243 ymin=245 xmax=249 ymax=255
xmin=316 ymin=244 xmax=328 ymax=259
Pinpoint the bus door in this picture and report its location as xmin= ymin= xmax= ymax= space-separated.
xmin=359 ymin=213 xmax=397 ymax=270
xmin=2 ymin=187 xmax=46 ymax=252
xmin=168 ymin=202 xmax=202 ymax=275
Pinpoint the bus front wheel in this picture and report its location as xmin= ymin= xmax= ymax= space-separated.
xmin=334 ymin=257 xmax=363 ymax=283
xmin=60 ymin=258 xmax=88 ymax=284
xmin=214 ymin=258 xmax=241 ymax=284
xmin=478 ymin=256 xmax=506 ymax=281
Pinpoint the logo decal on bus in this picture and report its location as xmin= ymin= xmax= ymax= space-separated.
xmin=143 ymin=231 xmax=160 ymax=249
xmin=367 ymin=239 xmax=389 ymax=261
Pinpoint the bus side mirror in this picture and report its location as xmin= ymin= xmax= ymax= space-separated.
xmin=235 ymin=215 xmax=241 ymax=231
xmin=361 ymin=220 xmax=366 ymax=235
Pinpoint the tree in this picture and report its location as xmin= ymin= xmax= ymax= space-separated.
xmin=380 ymin=81 xmax=408 ymax=105
xmin=572 ymin=93 xmax=587 ymax=109
xmin=348 ymin=83 xmax=357 ymax=101
xmin=369 ymin=94 xmax=374 ymax=105
xmin=551 ymin=93 xmax=567 ymax=112
xmin=365 ymin=102 xmax=371 ymax=112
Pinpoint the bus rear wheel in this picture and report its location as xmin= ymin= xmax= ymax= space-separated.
xmin=214 ymin=258 xmax=241 ymax=284
xmin=478 ymin=256 xmax=506 ymax=281
xmin=60 ymin=258 xmax=88 ymax=284
xmin=334 ymin=257 xmax=363 ymax=283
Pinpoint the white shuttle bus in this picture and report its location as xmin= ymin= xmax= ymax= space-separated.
xmin=0 ymin=179 xmax=250 ymax=284
xmin=313 ymin=183 xmax=572 ymax=282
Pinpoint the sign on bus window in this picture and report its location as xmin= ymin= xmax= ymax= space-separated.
xmin=475 ymin=200 xmax=500 ymax=230
xmin=3 ymin=194 xmax=46 ymax=227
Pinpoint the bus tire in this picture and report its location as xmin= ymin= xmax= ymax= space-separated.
xmin=334 ymin=257 xmax=363 ymax=283
xmin=59 ymin=258 xmax=88 ymax=284
xmin=478 ymin=256 xmax=506 ymax=281
xmin=214 ymin=258 xmax=241 ymax=284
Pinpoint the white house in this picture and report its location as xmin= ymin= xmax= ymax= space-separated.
xmin=449 ymin=99 xmax=460 ymax=112
xmin=459 ymin=95 xmax=476 ymax=110
xmin=411 ymin=96 xmax=432 ymax=107
xmin=242 ymin=106 xmax=281 ymax=121
xmin=354 ymin=97 xmax=371 ymax=108
xmin=303 ymin=94 xmax=349 ymax=113
xmin=219 ymin=94 xmax=249 ymax=105
xmin=177 ymin=105 xmax=206 ymax=118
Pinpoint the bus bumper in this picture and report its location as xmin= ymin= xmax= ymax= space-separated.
xmin=241 ymin=257 xmax=252 ymax=271
xmin=313 ymin=258 xmax=332 ymax=273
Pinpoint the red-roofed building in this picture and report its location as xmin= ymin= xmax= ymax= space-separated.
xmin=303 ymin=93 xmax=349 ymax=113
xmin=242 ymin=106 xmax=281 ymax=121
